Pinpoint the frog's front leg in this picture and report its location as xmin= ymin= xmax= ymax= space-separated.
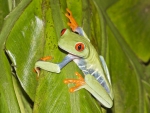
xmin=35 ymin=54 xmax=78 ymax=77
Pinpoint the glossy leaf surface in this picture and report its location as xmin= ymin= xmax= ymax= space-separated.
xmin=0 ymin=0 xmax=149 ymax=113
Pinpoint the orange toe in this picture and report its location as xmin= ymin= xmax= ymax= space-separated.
xmin=40 ymin=56 xmax=52 ymax=61
xmin=64 ymin=72 xmax=85 ymax=92
xmin=65 ymin=8 xmax=78 ymax=31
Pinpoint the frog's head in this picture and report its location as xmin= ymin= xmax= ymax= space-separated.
xmin=58 ymin=29 xmax=91 ymax=58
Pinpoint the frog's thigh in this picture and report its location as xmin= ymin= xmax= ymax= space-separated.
xmin=84 ymin=74 xmax=113 ymax=108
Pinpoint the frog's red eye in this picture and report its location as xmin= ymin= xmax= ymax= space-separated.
xmin=75 ymin=42 xmax=85 ymax=52
xmin=61 ymin=29 xmax=66 ymax=36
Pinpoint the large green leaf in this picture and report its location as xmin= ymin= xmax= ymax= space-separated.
xmin=0 ymin=0 xmax=9 ymax=31
xmin=6 ymin=0 xmax=44 ymax=101
xmin=0 ymin=0 xmax=32 ymax=112
xmin=93 ymin=0 xmax=150 ymax=112
xmin=107 ymin=0 xmax=150 ymax=62
xmin=0 ymin=0 xmax=150 ymax=113
xmin=33 ymin=0 xmax=102 ymax=112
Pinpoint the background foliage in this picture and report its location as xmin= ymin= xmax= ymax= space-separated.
xmin=0 ymin=0 xmax=150 ymax=113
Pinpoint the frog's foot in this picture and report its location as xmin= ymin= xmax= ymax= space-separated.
xmin=34 ymin=56 xmax=52 ymax=77
xmin=65 ymin=8 xmax=78 ymax=31
xmin=64 ymin=72 xmax=85 ymax=92
xmin=40 ymin=56 xmax=52 ymax=61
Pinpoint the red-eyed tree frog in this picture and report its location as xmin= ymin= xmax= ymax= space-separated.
xmin=35 ymin=9 xmax=113 ymax=108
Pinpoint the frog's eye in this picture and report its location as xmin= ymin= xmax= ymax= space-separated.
xmin=61 ymin=29 xmax=66 ymax=36
xmin=75 ymin=42 xmax=85 ymax=52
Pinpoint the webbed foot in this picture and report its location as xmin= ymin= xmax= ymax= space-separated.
xmin=65 ymin=8 xmax=78 ymax=31
xmin=64 ymin=72 xmax=85 ymax=92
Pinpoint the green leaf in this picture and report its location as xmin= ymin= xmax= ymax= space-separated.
xmin=107 ymin=0 xmax=150 ymax=62
xmin=0 ymin=0 xmax=9 ymax=31
xmin=0 ymin=0 xmax=150 ymax=112
xmin=6 ymin=0 xmax=44 ymax=101
xmin=93 ymin=0 xmax=150 ymax=112
xmin=33 ymin=0 xmax=102 ymax=112
xmin=0 ymin=0 xmax=32 ymax=112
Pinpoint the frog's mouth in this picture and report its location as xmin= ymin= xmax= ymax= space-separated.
xmin=58 ymin=43 xmax=76 ymax=56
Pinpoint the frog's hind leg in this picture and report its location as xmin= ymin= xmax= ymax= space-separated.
xmin=99 ymin=56 xmax=111 ymax=85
